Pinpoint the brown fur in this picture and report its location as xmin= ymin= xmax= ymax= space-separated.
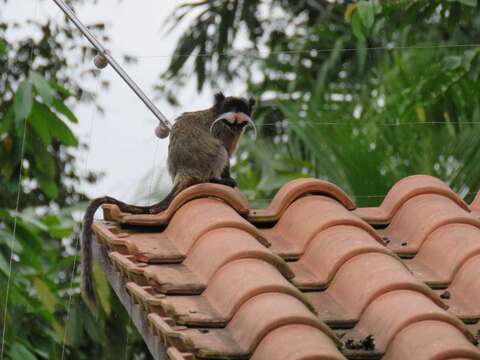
xmin=81 ymin=93 xmax=255 ymax=311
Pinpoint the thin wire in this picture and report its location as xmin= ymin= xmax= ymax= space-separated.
xmin=136 ymin=43 xmax=480 ymax=59
xmin=249 ymin=191 xmax=479 ymax=203
xmin=261 ymin=120 xmax=480 ymax=127
xmin=60 ymin=79 xmax=98 ymax=360
xmin=0 ymin=120 xmax=28 ymax=360
xmin=0 ymin=2 xmax=38 ymax=358
xmin=148 ymin=141 xmax=160 ymax=200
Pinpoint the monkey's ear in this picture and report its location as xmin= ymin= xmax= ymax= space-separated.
xmin=248 ymin=97 xmax=256 ymax=111
xmin=214 ymin=92 xmax=226 ymax=106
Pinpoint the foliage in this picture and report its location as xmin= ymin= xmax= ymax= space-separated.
xmin=0 ymin=2 xmax=150 ymax=359
xmin=161 ymin=0 xmax=480 ymax=207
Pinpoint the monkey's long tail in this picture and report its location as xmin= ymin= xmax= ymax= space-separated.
xmin=80 ymin=189 xmax=181 ymax=312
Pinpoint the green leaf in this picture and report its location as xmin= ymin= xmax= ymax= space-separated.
xmin=443 ymin=55 xmax=462 ymax=70
xmin=456 ymin=0 xmax=477 ymax=6
xmin=30 ymin=102 xmax=78 ymax=146
xmin=351 ymin=11 xmax=365 ymax=41
xmin=66 ymin=304 xmax=86 ymax=347
xmin=52 ymin=98 xmax=78 ymax=123
xmin=93 ymin=262 xmax=111 ymax=316
xmin=357 ymin=1 xmax=375 ymax=30
xmin=30 ymin=71 xmax=56 ymax=105
xmin=13 ymin=80 xmax=33 ymax=122
xmin=37 ymin=177 xmax=59 ymax=199
xmin=0 ymin=252 xmax=10 ymax=276
xmin=9 ymin=343 xmax=37 ymax=360
xmin=33 ymin=278 xmax=57 ymax=312
xmin=29 ymin=101 xmax=51 ymax=145
xmin=48 ymin=116 xmax=78 ymax=146
xmin=0 ymin=229 xmax=24 ymax=254
xmin=0 ymin=39 xmax=7 ymax=55
xmin=50 ymin=81 xmax=73 ymax=98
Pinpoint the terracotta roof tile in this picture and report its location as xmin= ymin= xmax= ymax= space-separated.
xmin=404 ymin=224 xmax=480 ymax=288
xmin=384 ymin=194 xmax=480 ymax=256
xmin=146 ymin=259 xmax=312 ymax=327
xmin=261 ymin=195 xmax=381 ymax=259
xmin=96 ymin=198 xmax=269 ymax=263
xmin=290 ymin=225 xmax=392 ymax=290
xmin=383 ymin=321 xmax=480 ymax=360
xmin=354 ymin=175 xmax=469 ymax=225
xmin=102 ymin=183 xmax=250 ymax=226
xmin=472 ymin=192 xmax=480 ymax=219
xmin=90 ymin=176 xmax=480 ymax=360
xmin=148 ymin=293 xmax=340 ymax=359
xmin=108 ymin=227 xmax=291 ymax=294
xmin=439 ymin=256 xmax=480 ymax=323
xmin=351 ymin=290 xmax=474 ymax=352
xmin=306 ymin=253 xmax=445 ymax=328
xmin=248 ymin=178 xmax=355 ymax=223
xmin=250 ymin=324 xmax=346 ymax=360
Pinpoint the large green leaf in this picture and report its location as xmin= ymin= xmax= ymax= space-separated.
xmin=93 ymin=262 xmax=111 ymax=316
xmin=0 ymin=251 xmax=10 ymax=276
xmin=30 ymin=71 xmax=56 ymax=105
xmin=0 ymin=38 xmax=7 ymax=55
xmin=28 ymin=101 xmax=51 ymax=145
xmin=9 ymin=343 xmax=37 ymax=360
xmin=52 ymin=98 xmax=78 ymax=123
xmin=451 ymin=0 xmax=478 ymax=6
xmin=13 ymin=80 xmax=33 ymax=122
xmin=37 ymin=177 xmax=59 ymax=199
xmin=358 ymin=1 xmax=375 ymax=30
xmin=30 ymin=102 xmax=78 ymax=146
xmin=33 ymin=278 xmax=57 ymax=312
xmin=351 ymin=11 xmax=366 ymax=41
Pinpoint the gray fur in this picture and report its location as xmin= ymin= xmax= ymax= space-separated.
xmin=80 ymin=94 xmax=255 ymax=311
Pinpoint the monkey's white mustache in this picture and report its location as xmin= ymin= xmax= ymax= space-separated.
xmin=210 ymin=112 xmax=257 ymax=139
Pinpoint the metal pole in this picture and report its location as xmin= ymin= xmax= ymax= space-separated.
xmin=52 ymin=0 xmax=172 ymax=133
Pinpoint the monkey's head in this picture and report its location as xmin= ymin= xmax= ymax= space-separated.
xmin=210 ymin=92 xmax=256 ymax=136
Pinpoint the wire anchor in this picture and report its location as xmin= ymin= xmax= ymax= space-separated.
xmin=52 ymin=0 xmax=171 ymax=138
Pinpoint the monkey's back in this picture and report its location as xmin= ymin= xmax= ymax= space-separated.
xmin=167 ymin=109 xmax=228 ymax=183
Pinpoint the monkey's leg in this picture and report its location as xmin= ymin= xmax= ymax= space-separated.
xmin=209 ymin=164 xmax=237 ymax=188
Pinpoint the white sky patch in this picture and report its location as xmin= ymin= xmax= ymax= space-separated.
xmin=4 ymin=1 xmax=222 ymax=203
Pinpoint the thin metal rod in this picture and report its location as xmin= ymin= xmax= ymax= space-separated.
xmin=52 ymin=0 xmax=171 ymax=131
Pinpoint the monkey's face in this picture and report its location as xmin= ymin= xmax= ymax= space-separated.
xmin=211 ymin=92 xmax=256 ymax=134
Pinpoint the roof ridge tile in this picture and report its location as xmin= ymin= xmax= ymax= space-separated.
xmin=103 ymin=183 xmax=250 ymax=226
xmin=290 ymin=224 xmax=395 ymax=289
xmin=385 ymin=194 xmax=480 ymax=256
xmin=352 ymin=289 xmax=476 ymax=353
xmin=261 ymin=195 xmax=382 ymax=259
xmin=404 ymin=223 xmax=480 ymax=288
xmin=249 ymin=178 xmax=355 ymax=223
xmin=354 ymin=175 xmax=469 ymax=225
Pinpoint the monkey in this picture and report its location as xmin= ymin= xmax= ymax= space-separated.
xmin=81 ymin=92 xmax=256 ymax=310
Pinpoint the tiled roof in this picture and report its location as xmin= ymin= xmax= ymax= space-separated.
xmin=93 ymin=175 xmax=480 ymax=360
